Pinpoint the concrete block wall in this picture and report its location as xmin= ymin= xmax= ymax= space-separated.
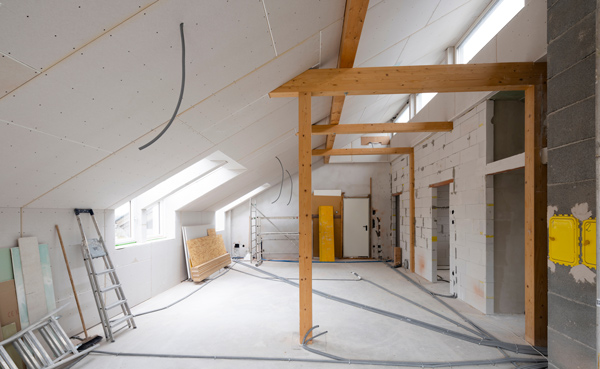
xmin=435 ymin=186 xmax=450 ymax=267
xmin=390 ymin=155 xmax=411 ymax=262
xmin=546 ymin=0 xmax=597 ymax=367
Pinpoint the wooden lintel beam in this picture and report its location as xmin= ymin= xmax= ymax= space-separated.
xmin=313 ymin=122 xmax=453 ymax=135
xmin=429 ymin=179 xmax=454 ymax=188
xmin=269 ymin=63 xmax=547 ymax=97
xmin=312 ymin=147 xmax=412 ymax=156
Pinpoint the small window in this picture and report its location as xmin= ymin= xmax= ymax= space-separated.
xmin=115 ymin=202 xmax=134 ymax=245
xmin=416 ymin=92 xmax=437 ymax=113
xmin=394 ymin=106 xmax=410 ymax=123
xmin=457 ymin=0 xmax=524 ymax=64
xmin=145 ymin=202 xmax=162 ymax=239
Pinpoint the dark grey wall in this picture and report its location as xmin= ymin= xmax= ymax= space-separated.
xmin=494 ymin=169 xmax=525 ymax=314
xmin=547 ymin=0 xmax=597 ymax=367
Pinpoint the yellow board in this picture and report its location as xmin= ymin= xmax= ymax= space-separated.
xmin=548 ymin=215 xmax=580 ymax=267
xmin=582 ymin=218 xmax=596 ymax=269
xmin=318 ymin=206 xmax=335 ymax=262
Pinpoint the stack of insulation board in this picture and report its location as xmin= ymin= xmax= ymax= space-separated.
xmin=186 ymin=229 xmax=231 ymax=282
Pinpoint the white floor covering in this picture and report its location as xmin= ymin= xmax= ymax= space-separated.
xmin=74 ymin=261 xmax=543 ymax=369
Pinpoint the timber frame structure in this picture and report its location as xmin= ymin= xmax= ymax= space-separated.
xmin=269 ymin=61 xmax=547 ymax=346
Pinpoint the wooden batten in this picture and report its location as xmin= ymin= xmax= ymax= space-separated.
xmin=312 ymin=122 xmax=453 ymax=135
xmin=312 ymin=147 xmax=413 ymax=156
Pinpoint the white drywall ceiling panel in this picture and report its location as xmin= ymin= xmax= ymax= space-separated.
xmin=192 ymin=95 xmax=287 ymax=145
xmin=0 ymin=0 xmax=157 ymax=70
xmin=398 ymin=0 xmax=486 ymax=66
xmin=382 ymin=95 xmax=409 ymax=122
xmin=319 ymin=20 xmax=343 ymax=69
xmin=179 ymin=33 xmax=320 ymax=136
xmin=357 ymin=39 xmax=407 ymax=68
xmin=0 ymin=122 xmax=108 ymax=207
xmin=429 ymin=0 xmax=482 ymax=25
xmin=359 ymin=96 xmax=392 ymax=123
xmin=264 ymin=0 xmax=345 ymax=56
xmin=354 ymin=0 xmax=438 ymax=66
xmin=0 ymin=54 xmax=38 ymax=97
xmin=0 ymin=208 xmax=20 ymax=247
xmin=470 ymin=37 xmax=497 ymax=63
xmin=496 ymin=0 xmax=547 ymax=63
xmin=27 ymin=122 xmax=213 ymax=209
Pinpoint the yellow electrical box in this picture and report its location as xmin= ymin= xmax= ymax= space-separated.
xmin=582 ymin=218 xmax=596 ymax=269
xmin=318 ymin=206 xmax=335 ymax=262
xmin=548 ymin=215 xmax=580 ymax=267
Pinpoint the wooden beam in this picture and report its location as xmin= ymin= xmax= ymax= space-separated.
xmin=313 ymin=122 xmax=453 ymax=135
xmin=323 ymin=0 xmax=370 ymax=164
xmin=409 ymin=149 xmax=415 ymax=273
xmin=298 ymin=92 xmax=313 ymax=343
xmin=269 ymin=63 xmax=547 ymax=97
xmin=312 ymin=147 xmax=413 ymax=156
xmin=524 ymin=84 xmax=547 ymax=346
xmin=429 ymin=179 xmax=454 ymax=188
xmin=360 ymin=136 xmax=390 ymax=145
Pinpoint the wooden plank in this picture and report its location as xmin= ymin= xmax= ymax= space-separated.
xmin=485 ymin=152 xmax=525 ymax=176
xmin=298 ymin=92 xmax=313 ymax=343
xmin=524 ymin=84 xmax=547 ymax=346
xmin=313 ymin=147 xmax=413 ymax=156
xmin=313 ymin=122 xmax=454 ymax=135
xmin=323 ymin=0 xmax=370 ymax=164
xmin=0 ymin=248 xmax=13 ymax=283
xmin=18 ymin=237 xmax=47 ymax=323
xmin=38 ymin=244 xmax=56 ymax=312
xmin=429 ymin=179 xmax=454 ymax=188
xmin=409 ymin=150 xmax=415 ymax=273
xmin=392 ymin=192 xmax=402 ymax=197
xmin=269 ymin=63 xmax=547 ymax=97
xmin=318 ymin=206 xmax=335 ymax=262
xmin=9 ymin=248 xmax=29 ymax=328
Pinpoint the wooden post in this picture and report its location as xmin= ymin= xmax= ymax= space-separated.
xmin=524 ymin=84 xmax=547 ymax=346
xmin=298 ymin=92 xmax=313 ymax=343
xmin=409 ymin=149 xmax=415 ymax=273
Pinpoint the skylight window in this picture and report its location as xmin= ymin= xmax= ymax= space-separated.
xmin=394 ymin=106 xmax=410 ymax=123
xmin=457 ymin=0 xmax=524 ymax=64
xmin=215 ymin=184 xmax=271 ymax=231
xmin=416 ymin=92 xmax=437 ymax=113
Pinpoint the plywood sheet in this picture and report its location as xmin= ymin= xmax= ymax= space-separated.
xmin=0 ymin=280 xmax=21 ymax=332
xmin=10 ymin=248 xmax=29 ymax=328
xmin=38 ymin=244 xmax=57 ymax=311
xmin=17 ymin=237 xmax=47 ymax=323
xmin=318 ymin=206 xmax=335 ymax=262
xmin=0 ymin=248 xmax=13 ymax=283
xmin=312 ymin=195 xmax=343 ymax=258
xmin=186 ymin=230 xmax=227 ymax=268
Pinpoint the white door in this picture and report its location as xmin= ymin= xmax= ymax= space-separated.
xmin=343 ymin=198 xmax=370 ymax=257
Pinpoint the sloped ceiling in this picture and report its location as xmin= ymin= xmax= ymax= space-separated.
xmin=0 ymin=0 xmax=490 ymax=211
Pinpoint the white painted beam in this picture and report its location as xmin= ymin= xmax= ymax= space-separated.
xmin=485 ymin=152 xmax=525 ymax=176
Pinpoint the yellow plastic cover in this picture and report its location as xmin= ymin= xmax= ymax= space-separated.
xmin=318 ymin=206 xmax=335 ymax=262
xmin=548 ymin=215 xmax=580 ymax=267
xmin=582 ymin=219 xmax=596 ymax=269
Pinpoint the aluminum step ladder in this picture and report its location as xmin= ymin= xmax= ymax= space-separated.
xmin=74 ymin=209 xmax=136 ymax=342
xmin=0 ymin=305 xmax=96 ymax=369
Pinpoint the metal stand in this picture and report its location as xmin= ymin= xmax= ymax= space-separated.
xmin=74 ymin=209 xmax=136 ymax=342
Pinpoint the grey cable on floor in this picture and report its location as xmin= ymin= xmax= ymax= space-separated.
xmin=132 ymin=266 xmax=231 ymax=317
xmin=234 ymin=261 xmax=547 ymax=356
xmin=139 ymin=22 xmax=186 ymax=150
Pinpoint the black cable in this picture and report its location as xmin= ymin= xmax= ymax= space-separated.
xmin=139 ymin=23 xmax=186 ymax=150
xmin=271 ymin=157 xmax=284 ymax=204
xmin=286 ymin=169 xmax=293 ymax=205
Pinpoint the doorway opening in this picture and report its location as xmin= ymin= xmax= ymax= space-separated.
xmin=433 ymin=184 xmax=450 ymax=291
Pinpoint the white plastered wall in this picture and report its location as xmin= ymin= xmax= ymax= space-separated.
xmin=0 ymin=207 xmax=213 ymax=336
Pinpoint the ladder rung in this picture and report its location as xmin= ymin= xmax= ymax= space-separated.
xmin=95 ymin=268 xmax=115 ymax=276
xmin=104 ymin=299 xmax=127 ymax=310
xmin=110 ymin=315 xmax=133 ymax=328
xmin=100 ymin=284 xmax=121 ymax=293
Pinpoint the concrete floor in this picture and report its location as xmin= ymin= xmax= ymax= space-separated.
xmin=74 ymin=261 xmax=541 ymax=368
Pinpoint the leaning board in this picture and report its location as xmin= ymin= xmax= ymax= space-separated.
xmin=187 ymin=233 xmax=227 ymax=267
